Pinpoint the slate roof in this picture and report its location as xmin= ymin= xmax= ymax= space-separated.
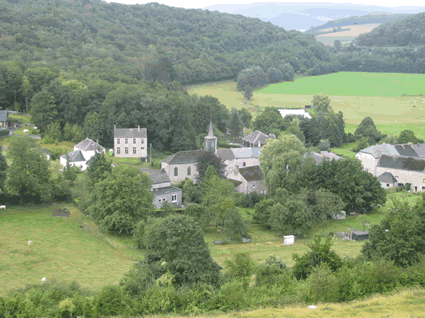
xmin=232 ymin=147 xmax=262 ymax=159
xmin=152 ymin=186 xmax=182 ymax=196
xmin=412 ymin=143 xmax=425 ymax=158
xmin=229 ymin=179 xmax=243 ymax=188
xmin=378 ymin=154 xmax=425 ymax=171
xmin=0 ymin=111 xmax=7 ymax=122
xmin=216 ymin=149 xmax=235 ymax=161
xmin=239 ymin=166 xmax=264 ymax=182
xmin=242 ymin=130 xmax=274 ymax=145
xmin=394 ymin=144 xmax=419 ymax=157
xmin=60 ymin=150 xmax=86 ymax=162
xmin=161 ymin=150 xmax=205 ymax=165
xmin=114 ymin=127 xmax=147 ymax=138
xmin=74 ymin=138 xmax=105 ymax=152
xmin=305 ymin=151 xmax=342 ymax=165
xmin=359 ymin=144 xmax=399 ymax=159
xmin=377 ymin=172 xmax=398 ymax=183
xmin=149 ymin=171 xmax=171 ymax=185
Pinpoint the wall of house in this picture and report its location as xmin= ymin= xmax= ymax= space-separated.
xmin=380 ymin=181 xmax=398 ymax=189
xmin=153 ymin=190 xmax=182 ymax=208
xmin=356 ymin=152 xmax=378 ymax=176
xmin=246 ymin=180 xmax=267 ymax=194
xmin=60 ymin=157 xmax=88 ymax=171
xmin=376 ymin=167 xmax=425 ymax=191
xmin=225 ymin=158 xmax=260 ymax=175
xmin=162 ymin=163 xmax=198 ymax=183
xmin=114 ymin=137 xmax=148 ymax=158
xmin=151 ymin=182 xmax=172 ymax=190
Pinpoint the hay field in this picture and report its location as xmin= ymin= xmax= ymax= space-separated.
xmin=315 ymin=23 xmax=380 ymax=45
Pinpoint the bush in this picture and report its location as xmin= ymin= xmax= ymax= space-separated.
xmin=132 ymin=219 xmax=146 ymax=249
xmin=210 ymin=280 xmax=247 ymax=311
xmin=255 ymin=255 xmax=290 ymax=287
xmin=92 ymin=285 xmax=132 ymax=316
xmin=303 ymin=263 xmax=340 ymax=303
xmin=0 ymin=129 xmax=10 ymax=137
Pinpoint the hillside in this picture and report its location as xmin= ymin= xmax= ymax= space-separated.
xmin=354 ymin=11 xmax=425 ymax=46
xmin=305 ymin=13 xmax=413 ymax=35
xmin=0 ymin=0 xmax=336 ymax=85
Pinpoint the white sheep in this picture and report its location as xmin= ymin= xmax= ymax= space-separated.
xmin=28 ymin=241 xmax=32 ymax=246
xmin=41 ymin=277 xmax=46 ymax=283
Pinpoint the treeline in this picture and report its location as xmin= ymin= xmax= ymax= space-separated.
xmin=354 ymin=12 xmax=425 ymax=46
xmin=0 ymin=0 xmax=336 ymax=94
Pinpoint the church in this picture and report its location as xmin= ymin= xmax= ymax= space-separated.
xmin=161 ymin=122 xmax=262 ymax=184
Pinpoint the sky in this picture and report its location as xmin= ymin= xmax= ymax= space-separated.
xmin=104 ymin=0 xmax=425 ymax=9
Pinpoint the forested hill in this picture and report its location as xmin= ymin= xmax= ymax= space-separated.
xmin=0 ymin=0 xmax=336 ymax=85
xmin=353 ymin=12 xmax=425 ymax=46
xmin=305 ymin=13 xmax=413 ymax=34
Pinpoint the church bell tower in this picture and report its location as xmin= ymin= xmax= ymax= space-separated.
xmin=204 ymin=121 xmax=217 ymax=153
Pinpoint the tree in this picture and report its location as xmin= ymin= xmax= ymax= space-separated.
xmin=292 ymin=236 xmax=343 ymax=280
xmin=87 ymin=152 xmax=112 ymax=187
xmin=21 ymin=75 xmax=32 ymax=113
xmin=252 ymin=107 xmax=286 ymax=135
xmin=228 ymin=108 xmax=243 ymax=139
xmin=318 ymin=139 xmax=330 ymax=151
xmin=278 ymin=63 xmax=295 ymax=81
xmin=62 ymin=155 xmax=78 ymax=182
xmin=44 ymin=122 xmax=62 ymax=141
xmin=30 ymin=90 xmax=59 ymax=132
xmin=224 ymin=252 xmax=256 ymax=285
xmin=243 ymin=84 xmax=253 ymax=100
xmin=6 ymin=136 xmax=53 ymax=202
xmin=334 ymin=40 xmax=342 ymax=50
xmin=312 ymin=94 xmax=332 ymax=114
xmin=353 ymin=136 xmax=370 ymax=152
xmin=182 ymin=178 xmax=202 ymax=204
xmin=354 ymin=117 xmax=384 ymax=142
xmin=86 ymin=166 xmax=154 ymax=234
xmin=239 ymin=108 xmax=252 ymax=129
xmin=260 ymin=134 xmax=306 ymax=194
xmin=362 ymin=198 xmax=425 ymax=267
xmin=142 ymin=214 xmax=222 ymax=287
xmin=266 ymin=67 xmax=284 ymax=83
xmin=83 ymin=111 xmax=104 ymax=142
xmin=223 ymin=207 xmax=249 ymax=241
xmin=0 ymin=147 xmax=8 ymax=193
xmin=398 ymin=129 xmax=423 ymax=144
xmin=183 ymin=203 xmax=214 ymax=228
xmin=196 ymin=152 xmax=226 ymax=183
xmin=62 ymin=123 xmax=73 ymax=141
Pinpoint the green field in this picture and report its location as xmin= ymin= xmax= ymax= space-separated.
xmin=258 ymin=72 xmax=425 ymax=97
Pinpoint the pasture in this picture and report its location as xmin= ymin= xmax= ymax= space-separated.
xmin=187 ymin=73 xmax=425 ymax=139
xmin=315 ymin=23 xmax=381 ymax=46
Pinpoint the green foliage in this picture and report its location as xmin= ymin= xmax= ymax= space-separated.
xmin=302 ymin=263 xmax=340 ymax=303
xmin=183 ymin=203 xmax=213 ymax=228
xmin=225 ymin=253 xmax=256 ymax=282
xmin=292 ymin=236 xmax=343 ymax=280
xmin=44 ymin=122 xmax=62 ymax=141
xmin=196 ymin=153 xmax=226 ymax=184
xmin=62 ymin=155 xmax=78 ymax=182
xmin=142 ymin=214 xmax=222 ymax=287
xmin=6 ymin=136 xmax=54 ymax=202
xmin=354 ymin=117 xmax=384 ymax=142
xmin=87 ymin=165 xmax=154 ymax=234
xmin=243 ymin=84 xmax=253 ymax=100
xmin=379 ymin=134 xmax=399 ymax=145
xmin=83 ymin=111 xmax=103 ymax=142
xmin=253 ymin=198 xmax=275 ymax=227
xmin=362 ymin=198 xmax=425 ymax=267
xmin=260 ymin=134 xmax=306 ymax=194
xmin=312 ymin=94 xmax=332 ymax=114
xmin=301 ymin=111 xmax=346 ymax=147
xmin=237 ymin=66 xmax=269 ymax=91
xmin=353 ymin=136 xmax=370 ymax=152
xmin=278 ymin=63 xmax=295 ymax=81
xmin=182 ymin=178 xmax=202 ymax=204
xmin=132 ymin=219 xmax=146 ymax=249
xmin=222 ymin=207 xmax=249 ymax=241
xmin=228 ymin=108 xmax=243 ymax=138
xmin=255 ymin=255 xmax=289 ymax=287
xmin=239 ymin=108 xmax=252 ymax=128
xmin=92 ymin=285 xmax=132 ymax=317
xmin=252 ymin=107 xmax=288 ymax=136
xmin=0 ymin=147 xmax=8 ymax=194
xmin=398 ymin=129 xmax=423 ymax=144
xmin=87 ymin=151 xmax=112 ymax=187
xmin=318 ymin=139 xmax=330 ymax=151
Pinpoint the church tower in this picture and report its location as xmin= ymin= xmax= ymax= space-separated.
xmin=204 ymin=121 xmax=217 ymax=153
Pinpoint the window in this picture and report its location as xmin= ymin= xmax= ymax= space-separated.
xmin=117 ymin=138 xmax=120 ymax=144
xmin=174 ymin=167 xmax=178 ymax=177
xmin=133 ymin=138 xmax=136 ymax=144
xmin=158 ymin=199 xmax=162 ymax=203
xmin=386 ymin=184 xmax=389 ymax=187
xmin=141 ymin=147 xmax=145 ymax=150
xmin=117 ymin=147 xmax=121 ymax=154
xmin=125 ymin=138 xmax=128 ymax=144
xmin=422 ymin=186 xmax=425 ymax=191
xmin=243 ymin=162 xmax=246 ymax=167
xmin=187 ymin=166 xmax=191 ymax=176
xmin=163 ymin=197 xmax=166 ymax=202
xmin=133 ymin=147 xmax=136 ymax=154
xmin=253 ymin=185 xmax=256 ymax=189
xmin=125 ymin=147 xmax=128 ymax=154
xmin=172 ymin=194 xmax=177 ymax=202
xmin=141 ymin=139 xmax=145 ymax=144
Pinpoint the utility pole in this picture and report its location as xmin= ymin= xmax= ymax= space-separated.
xmin=150 ymin=143 xmax=152 ymax=166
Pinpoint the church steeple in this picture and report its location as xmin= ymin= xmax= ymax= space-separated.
xmin=204 ymin=121 xmax=217 ymax=153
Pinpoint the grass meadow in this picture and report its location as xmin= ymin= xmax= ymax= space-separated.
xmin=187 ymin=72 xmax=425 ymax=139
xmin=0 ymin=192 xmax=417 ymax=296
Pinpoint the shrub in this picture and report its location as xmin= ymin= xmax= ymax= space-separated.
xmin=92 ymin=285 xmax=132 ymax=316
xmin=210 ymin=280 xmax=247 ymax=311
xmin=303 ymin=263 xmax=340 ymax=303
xmin=255 ymin=255 xmax=290 ymax=287
xmin=132 ymin=219 xmax=146 ymax=249
xmin=0 ymin=129 xmax=10 ymax=137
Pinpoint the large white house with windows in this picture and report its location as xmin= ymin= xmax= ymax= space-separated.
xmin=113 ymin=125 xmax=148 ymax=161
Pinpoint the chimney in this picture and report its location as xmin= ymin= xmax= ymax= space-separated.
xmin=138 ymin=125 xmax=140 ymax=131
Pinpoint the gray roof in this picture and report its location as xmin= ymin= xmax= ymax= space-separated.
xmin=216 ymin=149 xmax=235 ymax=161
xmin=239 ymin=166 xmax=264 ymax=182
xmin=411 ymin=143 xmax=425 ymax=158
xmin=242 ymin=130 xmax=274 ymax=145
xmin=205 ymin=121 xmax=215 ymax=139
xmin=378 ymin=154 xmax=425 ymax=171
xmin=74 ymin=138 xmax=105 ymax=152
xmin=232 ymin=147 xmax=262 ymax=159
xmin=0 ymin=111 xmax=7 ymax=122
xmin=60 ymin=150 xmax=86 ymax=162
xmin=161 ymin=150 xmax=206 ymax=165
xmin=114 ymin=127 xmax=147 ymax=138
xmin=152 ymin=186 xmax=182 ymax=196
xmin=305 ymin=151 xmax=342 ymax=165
xmin=42 ymin=148 xmax=51 ymax=155
xmin=394 ymin=144 xmax=419 ymax=157
xmin=377 ymin=172 xmax=398 ymax=183
xmin=360 ymin=144 xmax=399 ymax=159
xmin=149 ymin=171 xmax=171 ymax=184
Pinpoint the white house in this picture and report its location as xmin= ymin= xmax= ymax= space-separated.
xmin=226 ymin=165 xmax=267 ymax=194
xmin=216 ymin=148 xmax=262 ymax=176
xmin=242 ymin=130 xmax=275 ymax=148
xmin=60 ymin=138 xmax=105 ymax=171
xmin=114 ymin=126 xmax=148 ymax=161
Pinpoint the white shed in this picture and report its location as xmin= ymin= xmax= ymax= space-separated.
xmin=283 ymin=235 xmax=295 ymax=245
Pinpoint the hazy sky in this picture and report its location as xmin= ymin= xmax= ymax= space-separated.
xmin=105 ymin=0 xmax=425 ymax=9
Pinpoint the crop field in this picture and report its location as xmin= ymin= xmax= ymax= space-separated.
xmin=187 ymin=73 xmax=425 ymax=139
xmin=315 ymin=23 xmax=380 ymax=46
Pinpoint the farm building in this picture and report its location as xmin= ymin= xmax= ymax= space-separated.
xmin=242 ymin=130 xmax=275 ymax=147
xmin=352 ymin=230 xmax=369 ymax=241
xmin=60 ymin=138 xmax=105 ymax=171
xmin=278 ymin=108 xmax=312 ymax=119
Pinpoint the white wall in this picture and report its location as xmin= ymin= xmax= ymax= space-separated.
xmin=376 ymin=167 xmax=425 ymax=191
xmin=356 ymin=152 xmax=378 ymax=176
xmin=114 ymin=137 xmax=147 ymax=158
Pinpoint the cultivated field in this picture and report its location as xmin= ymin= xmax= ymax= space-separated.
xmin=315 ymin=23 xmax=380 ymax=45
xmin=187 ymin=72 xmax=425 ymax=139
